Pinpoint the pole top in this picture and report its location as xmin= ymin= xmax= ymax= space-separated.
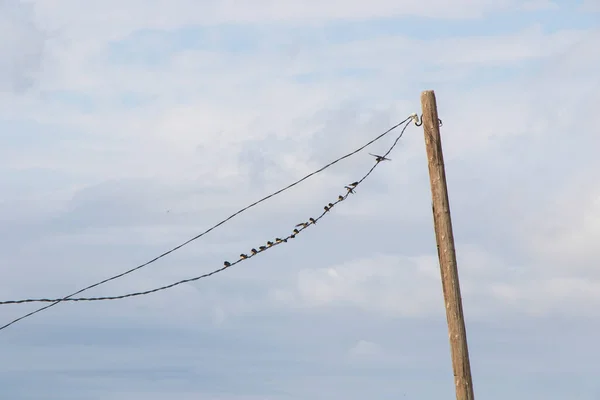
xmin=421 ymin=90 xmax=436 ymax=99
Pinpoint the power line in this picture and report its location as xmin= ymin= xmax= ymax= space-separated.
xmin=0 ymin=116 xmax=415 ymax=331
xmin=0 ymin=117 xmax=415 ymax=332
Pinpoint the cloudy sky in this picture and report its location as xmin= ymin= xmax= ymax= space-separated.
xmin=1 ymin=0 xmax=599 ymax=398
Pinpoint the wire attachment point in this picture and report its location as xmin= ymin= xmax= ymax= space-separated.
xmin=410 ymin=113 xmax=419 ymax=125
xmin=412 ymin=114 xmax=442 ymax=127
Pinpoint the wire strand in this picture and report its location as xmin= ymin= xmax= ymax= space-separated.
xmin=0 ymin=117 xmax=413 ymax=331
xmin=0 ymin=118 xmax=413 ymax=314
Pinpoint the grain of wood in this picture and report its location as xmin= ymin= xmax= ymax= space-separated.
xmin=420 ymin=90 xmax=475 ymax=400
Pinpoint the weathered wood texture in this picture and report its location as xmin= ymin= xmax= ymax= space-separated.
xmin=420 ymin=90 xmax=475 ymax=400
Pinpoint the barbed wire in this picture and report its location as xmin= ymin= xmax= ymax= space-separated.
xmin=0 ymin=117 xmax=418 ymax=331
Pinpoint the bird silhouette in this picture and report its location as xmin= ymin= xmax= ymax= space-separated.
xmin=251 ymin=248 xmax=258 ymax=255
xmin=267 ymin=241 xmax=274 ymax=247
xmin=309 ymin=217 xmax=316 ymax=224
xmin=259 ymin=246 xmax=267 ymax=251
xmin=369 ymin=153 xmax=391 ymax=162
xmin=345 ymin=186 xmax=356 ymax=194
xmin=224 ymin=261 xmax=231 ymax=267
xmin=240 ymin=254 xmax=248 ymax=259
xmin=338 ymin=195 xmax=344 ymax=201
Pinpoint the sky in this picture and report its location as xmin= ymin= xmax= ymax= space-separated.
xmin=1 ymin=0 xmax=599 ymax=398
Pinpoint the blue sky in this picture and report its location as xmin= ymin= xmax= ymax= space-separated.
xmin=1 ymin=0 xmax=600 ymax=399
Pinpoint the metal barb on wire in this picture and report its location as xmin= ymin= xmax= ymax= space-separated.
xmin=0 ymin=116 xmax=416 ymax=332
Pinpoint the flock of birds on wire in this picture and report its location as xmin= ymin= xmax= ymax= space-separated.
xmin=222 ymin=153 xmax=391 ymax=268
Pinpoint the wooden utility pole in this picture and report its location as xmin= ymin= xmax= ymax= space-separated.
xmin=420 ymin=90 xmax=475 ymax=400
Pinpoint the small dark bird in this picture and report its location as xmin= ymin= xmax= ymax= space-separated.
xmin=349 ymin=181 xmax=359 ymax=187
xmin=293 ymin=228 xmax=300 ymax=234
xmin=259 ymin=246 xmax=267 ymax=251
xmin=338 ymin=195 xmax=344 ymax=201
xmin=369 ymin=153 xmax=391 ymax=162
xmin=345 ymin=186 xmax=356 ymax=194
xmin=324 ymin=205 xmax=330 ymax=212
xmin=290 ymin=234 xmax=296 ymax=239
xmin=224 ymin=261 xmax=231 ymax=267
xmin=275 ymin=238 xmax=283 ymax=243
xmin=267 ymin=241 xmax=274 ymax=247
xmin=328 ymin=203 xmax=334 ymax=208
xmin=251 ymin=248 xmax=258 ymax=255
xmin=295 ymin=222 xmax=308 ymax=228
xmin=240 ymin=254 xmax=248 ymax=259
xmin=309 ymin=217 xmax=316 ymax=224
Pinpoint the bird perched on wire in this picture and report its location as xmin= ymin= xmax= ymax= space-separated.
xmin=345 ymin=186 xmax=356 ymax=194
xmin=324 ymin=205 xmax=330 ymax=212
xmin=338 ymin=195 xmax=344 ymax=201
xmin=295 ymin=222 xmax=309 ymax=228
xmin=369 ymin=153 xmax=391 ymax=162
xmin=349 ymin=181 xmax=358 ymax=187
xmin=251 ymin=248 xmax=258 ymax=255
xmin=293 ymin=228 xmax=300 ymax=234
xmin=267 ymin=241 xmax=274 ymax=247
xmin=259 ymin=246 xmax=267 ymax=251
xmin=224 ymin=261 xmax=231 ymax=267
xmin=240 ymin=254 xmax=248 ymax=260
xmin=275 ymin=238 xmax=284 ymax=243
xmin=309 ymin=217 xmax=316 ymax=224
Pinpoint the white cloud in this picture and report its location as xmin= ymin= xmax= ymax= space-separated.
xmin=2 ymin=15 xmax=598 ymax=320
xmin=270 ymin=240 xmax=600 ymax=318
xmin=3 ymin=22 xmax=591 ymax=196
xmin=523 ymin=178 xmax=600 ymax=276
xmin=491 ymin=278 xmax=600 ymax=316
xmin=4 ymin=23 xmax=600 ymax=317
xmin=28 ymin=0 xmax=536 ymax=44
xmin=287 ymin=254 xmax=445 ymax=317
